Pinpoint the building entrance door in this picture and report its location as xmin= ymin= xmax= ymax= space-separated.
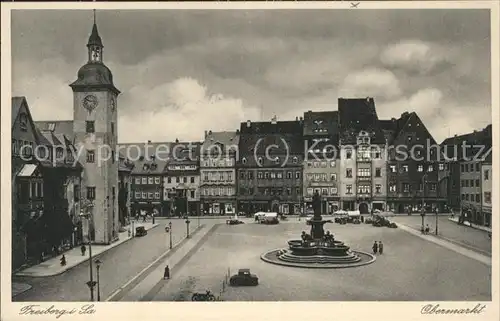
xmin=358 ymin=202 xmax=369 ymax=214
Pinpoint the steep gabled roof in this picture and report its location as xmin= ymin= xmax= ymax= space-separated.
xmin=440 ymin=124 xmax=492 ymax=161
xmin=131 ymin=159 xmax=168 ymax=175
xmin=201 ymin=131 xmax=240 ymax=154
xmin=338 ymin=98 xmax=386 ymax=145
xmin=303 ymin=111 xmax=339 ymax=137
xmin=35 ymin=120 xmax=75 ymax=143
xmin=240 ymin=120 xmax=303 ymax=135
xmin=12 ymin=96 xmax=41 ymax=142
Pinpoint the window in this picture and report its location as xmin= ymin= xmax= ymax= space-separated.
xmin=248 ymin=172 xmax=253 ymax=180
xmin=307 ymin=188 xmax=313 ymax=196
xmin=87 ymin=187 xmax=96 ymax=200
xmin=182 ymin=176 xmax=187 ymax=183
xmin=430 ymin=183 xmax=436 ymax=191
xmin=167 ymin=177 xmax=172 ymax=183
xmin=155 ymin=191 xmax=161 ymax=199
xmin=135 ymin=192 xmax=141 ymax=199
xmin=320 ymin=161 xmax=327 ymax=168
xmin=469 ymin=164 xmax=474 ymax=172
xmin=465 ymin=194 xmax=469 ymax=201
xmin=277 ymin=172 xmax=283 ymax=179
xmin=461 ymin=194 xmax=465 ymax=200
xmin=330 ymin=187 xmax=338 ymax=195
xmin=176 ymin=177 xmax=180 ymax=183
xmin=439 ymin=163 xmax=445 ymax=171
xmin=484 ymin=192 xmax=491 ymax=203
xmin=142 ymin=177 xmax=147 ymax=184
xmin=375 ymin=184 xmax=381 ymax=194
xmin=242 ymin=157 xmax=247 ymax=164
xmin=322 ymin=188 xmax=328 ymax=195
xmin=403 ymin=183 xmax=410 ymax=193
xmin=475 ymin=179 xmax=480 ymax=187
xmin=295 ymin=188 xmax=300 ymax=195
xmin=427 ymin=165 xmax=434 ymax=172
xmin=346 ymin=149 xmax=352 ymax=159
xmin=295 ymin=172 xmax=300 ymax=179
xmin=190 ymin=190 xmax=195 ymax=198
xmin=390 ymin=165 xmax=396 ymax=173
xmin=264 ymin=172 xmax=269 ymax=179
xmin=190 ymin=177 xmax=195 ymax=183
xmin=346 ymin=185 xmax=352 ymax=194
xmin=19 ymin=113 xmax=28 ymax=131
xmin=274 ymin=157 xmax=280 ymax=165
xmin=330 ymin=173 xmax=337 ymax=181
xmin=146 ymin=192 xmax=152 ymax=199
xmin=357 ymin=185 xmax=371 ymax=194
xmin=155 ymin=177 xmax=160 ymax=184
xmin=135 ymin=177 xmax=141 ymax=184
xmin=402 ymin=165 xmax=408 ymax=172
xmin=465 ymin=180 xmax=469 ymax=187
xmin=476 ymin=163 xmax=480 ymax=172
xmin=74 ymin=185 xmax=80 ymax=201
xmin=461 ymin=164 xmax=465 ymax=172
xmin=86 ymin=121 xmax=95 ymax=133
xmin=375 ymin=168 xmax=381 ymax=177
xmin=293 ymin=157 xmax=298 ymax=164
xmin=346 ymin=168 xmax=352 ymax=178
xmin=484 ymin=170 xmax=490 ymax=180
xmin=111 ymin=122 xmax=115 ymax=135
xmin=257 ymin=157 xmax=263 ymax=165
xmin=287 ymin=171 xmax=292 ymax=179
xmin=417 ymin=165 xmax=423 ymax=172
xmin=313 ymin=161 xmax=319 ymax=168
xmin=357 ymin=168 xmax=371 ymax=177
xmin=258 ymin=172 xmax=263 ymax=179
xmin=86 ymin=150 xmax=95 ymax=163
xmin=147 ymin=177 xmax=153 ymax=184
xmin=330 ymin=161 xmax=336 ymax=167
xmin=12 ymin=139 xmax=17 ymax=154
xmin=475 ymin=194 xmax=480 ymax=203
xmin=307 ymin=161 xmax=313 ymax=167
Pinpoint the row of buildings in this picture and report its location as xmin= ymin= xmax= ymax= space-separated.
xmin=11 ymin=17 xmax=493 ymax=272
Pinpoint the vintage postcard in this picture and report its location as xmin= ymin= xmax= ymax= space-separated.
xmin=1 ymin=1 xmax=498 ymax=321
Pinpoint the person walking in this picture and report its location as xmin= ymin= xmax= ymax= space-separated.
xmin=372 ymin=241 xmax=378 ymax=255
xmin=164 ymin=265 xmax=170 ymax=280
xmin=60 ymin=254 xmax=67 ymax=266
xmin=80 ymin=244 xmax=86 ymax=256
xmin=378 ymin=241 xmax=384 ymax=255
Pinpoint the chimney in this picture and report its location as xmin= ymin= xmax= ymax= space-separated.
xmin=204 ymin=130 xmax=208 ymax=138
xmin=209 ymin=130 xmax=212 ymax=135
xmin=271 ymin=115 xmax=277 ymax=124
xmin=246 ymin=120 xmax=251 ymax=128
xmin=299 ymin=117 xmax=303 ymax=121
xmin=296 ymin=116 xmax=299 ymax=121
xmin=401 ymin=112 xmax=409 ymax=118
xmin=175 ymin=138 xmax=179 ymax=143
xmin=391 ymin=117 xmax=396 ymax=122
xmin=147 ymin=140 xmax=152 ymax=144
xmin=236 ymin=129 xmax=240 ymax=134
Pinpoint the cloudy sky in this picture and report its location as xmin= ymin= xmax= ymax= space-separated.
xmin=12 ymin=9 xmax=491 ymax=143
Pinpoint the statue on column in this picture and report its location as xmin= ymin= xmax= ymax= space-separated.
xmin=310 ymin=191 xmax=327 ymax=240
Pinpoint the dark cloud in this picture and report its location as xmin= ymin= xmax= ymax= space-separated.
xmin=11 ymin=8 xmax=491 ymax=143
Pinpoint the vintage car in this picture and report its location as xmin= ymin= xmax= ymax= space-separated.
xmin=226 ymin=219 xmax=244 ymax=225
xmin=229 ymin=269 xmax=259 ymax=286
xmin=135 ymin=226 xmax=147 ymax=237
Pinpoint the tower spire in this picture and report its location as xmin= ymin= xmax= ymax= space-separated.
xmin=93 ymin=9 xmax=96 ymax=25
xmin=87 ymin=9 xmax=103 ymax=63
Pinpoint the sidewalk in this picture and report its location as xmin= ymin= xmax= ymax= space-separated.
xmin=12 ymin=282 xmax=32 ymax=297
xmin=397 ymin=223 xmax=491 ymax=266
xmin=448 ymin=217 xmax=492 ymax=233
xmin=108 ymin=223 xmax=220 ymax=301
xmin=15 ymin=222 xmax=159 ymax=277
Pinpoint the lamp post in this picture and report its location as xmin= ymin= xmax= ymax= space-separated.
xmin=79 ymin=206 xmax=96 ymax=302
xmin=185 ymin=217 xmax=191 ymax=238
xmin=435 ymin=207 xmax=439 ymax=235
xmin=421 ymin=175 xmax=426 ymax=232
xmin=95 ymin=259 xmax=102 ymax=301
xmin=168 ymin=221 xmax=172 ymax=249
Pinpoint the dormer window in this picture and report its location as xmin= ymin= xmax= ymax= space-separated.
xmin=274 ymin=157 xmax=280 ymax=164
xmin=143 ymin=164 xmax=149 ymax=171
xmin=19 ymin=113 xmax=28 ymax=131
xmin=242 ymin=157 xmax=247 ymax=164
xmin=258 ymin=157 xmax=263 ymax=165
xmin=48 ymin=123 xmax=56 ymax=131
xmin=292 ymin=156 xmax=298 ymax=164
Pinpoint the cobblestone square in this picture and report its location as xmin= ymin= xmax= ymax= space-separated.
xmin=152 ymin=221 xmax=491 ymax=301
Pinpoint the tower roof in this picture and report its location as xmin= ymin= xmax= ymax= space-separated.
xmin=87 ymin=23 xmax=103 ymax=47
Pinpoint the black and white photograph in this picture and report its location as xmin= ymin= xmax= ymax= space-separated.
xmin=1 ymin=1 xmax=498 ymax=319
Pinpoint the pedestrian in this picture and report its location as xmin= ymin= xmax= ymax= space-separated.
xmin=60 ymin=254 xmax=66 ymax=266
xmin=425 ymin=224 xmax=430 ymax=234
xmin=372 ymin=241 xmax=378 ymax=255
xmin=80 ymin=244 xmax=86 ymax=256
xmin=378 ymin=241 xmax=384 ymax=254
xmin=164 ymin=265 xmax=170 ymax=279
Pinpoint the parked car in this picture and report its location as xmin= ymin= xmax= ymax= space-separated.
xmin=229 ymin=269 xmax=259 ymax=286
xmin=135 ymin=226 xmax=147 ymax=237
xmin=226 ymin=219 xmax=244 ymax=225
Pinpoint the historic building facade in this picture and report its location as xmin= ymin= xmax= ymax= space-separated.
xmin=481 ymin=154 xmax=492 ymax=227
xmin=237 ymin=119 xmax=303 ymax=215
xmin=131 ymin=157 xmax=167 ymax=216
xmin=163 ymin=141 xmax=201 ymax=216
xmin=338 ymin=98 xmax=387 ymax=213
xmin=302 ymin=111 xmax=340 ymax=214
xmin=69 ymin=21 xmax=120 ymax=244
xmin=380 ymin=111 xmax=445 ymax=213
xmin=118 ymin=154 xmax=134 ymax=225
xmin=200 ymin=131 xmax=239 ymax=215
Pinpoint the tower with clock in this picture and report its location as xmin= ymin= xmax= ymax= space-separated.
xmin=70 ymin=14 xmax=120 ymax=245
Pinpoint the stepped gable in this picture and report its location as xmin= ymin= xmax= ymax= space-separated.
xmin=238 ymin=120 xmax=304 ymax=155
xmin=338 ymin=98 xmax=385 ymax=145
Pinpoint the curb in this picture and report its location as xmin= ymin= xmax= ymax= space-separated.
xmin=105 ymin=224 xmax=207 ymax=301
xmin=447 ymin=218 xmax=492 ymax=233
xmin=15 ymin=224 xmax=161 ymax=278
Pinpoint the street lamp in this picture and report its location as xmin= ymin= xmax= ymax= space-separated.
xmin=435 ymin=207 xmax=439 ymax=235
xmin=168 ymin=221 xmax=172 ymax=249
xmin=185 ymin=217 xmax=191 ymax=238
xmin=421 ymin=175 xmax=427 ymax=232
xmin=79 ymin=207 xmax=96 ymax=302
xmin=95 ymin=259 xmax=102 ymax=301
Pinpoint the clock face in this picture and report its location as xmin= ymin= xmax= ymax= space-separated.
xmin=83 ymin=95 xmax=98 ymax=112
xmin=110 ymin=97 xmax=116 ymax=112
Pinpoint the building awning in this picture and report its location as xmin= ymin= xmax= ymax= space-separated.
xmin=17 ymin=164 xmax=38 ymax=177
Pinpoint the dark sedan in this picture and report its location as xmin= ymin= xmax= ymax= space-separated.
xmin=229 ymin=269 xmax=259 ymax=286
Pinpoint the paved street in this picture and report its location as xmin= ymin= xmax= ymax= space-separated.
xmin=12 ymin=218 xmax=206 ymax=301
xmin=391 ymin=215 xmax=492 ymax=255
xmin=151 ymin=221 xmax=491 ymax=301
